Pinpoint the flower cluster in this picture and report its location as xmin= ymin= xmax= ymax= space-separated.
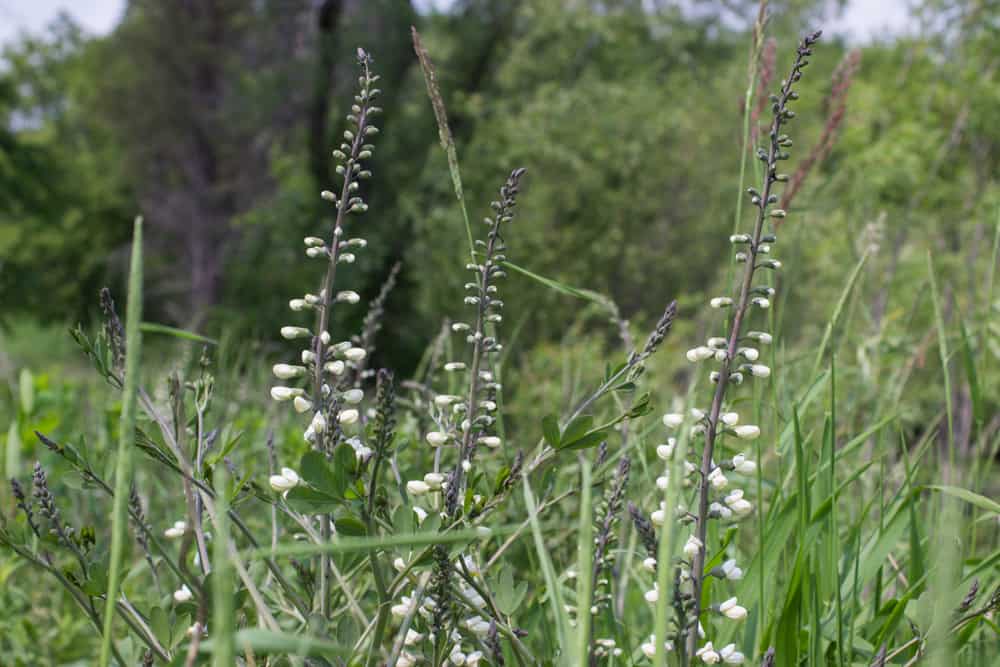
xmin=386 ymin=167 xmax=526 ymax=665
xmin=269 ymin=49 xmax=381 ymax=461
xmin=638 ymin=30 xmax=822 ymax=663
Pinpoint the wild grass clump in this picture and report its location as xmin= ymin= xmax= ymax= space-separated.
xmin=1 ymin=12 xmax=998 ymax=667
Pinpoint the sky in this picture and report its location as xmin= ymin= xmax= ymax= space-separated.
xmin=0 ymin=0 xmax=915 ymax=47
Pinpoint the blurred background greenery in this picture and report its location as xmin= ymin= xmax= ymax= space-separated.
xmin=2 ymin=0 xmax=997 ymax=436
xmin=1 ymin=2 xmax=999 ymax=663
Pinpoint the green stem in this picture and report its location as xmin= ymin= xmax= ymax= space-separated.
xmin=100 ymin=217 xmax=143 ymax=667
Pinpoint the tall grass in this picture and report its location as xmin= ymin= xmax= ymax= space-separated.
xmin=0 ymin=11 xmax=998 ymax=667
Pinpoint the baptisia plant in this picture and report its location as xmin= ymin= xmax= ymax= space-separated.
xmin=634 ymin=30 xmax=823 ymax=665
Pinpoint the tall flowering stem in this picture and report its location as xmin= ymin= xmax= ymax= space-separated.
xmin=270 ymin=48 xmax=381 ymax=618
xmin=447 ymin=167 xmax=526 ymax=516
xmin=686 ymin=30 xmax=822 ymax=659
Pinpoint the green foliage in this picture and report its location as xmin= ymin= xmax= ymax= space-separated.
xmin=1 ymin=2 xmax=999 ymax=666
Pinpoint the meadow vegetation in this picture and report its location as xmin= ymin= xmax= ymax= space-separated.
xmin=1 ymin=1 xmax=999 ymax=666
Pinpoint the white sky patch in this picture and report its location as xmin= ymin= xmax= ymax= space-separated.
xmin=0 ymin=0 xmax=124 ymax=45
xmin=0 ymin=0 xmax=914 ymax=47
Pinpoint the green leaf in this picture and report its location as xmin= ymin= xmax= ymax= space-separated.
xmin=18 ymin=369 xmax=34 ymax=415
xmin=334 ymin=515 xmax=367 ymax=537
xmin=541 ymin=415 xmax=561 ymax=448
xmin=139 ymin=321 xmax=218 ymax=345
xmin=285 ymin=486 xmax=340 ymax=514
xmin=560 ymin=429 xmax=608 ymax=451
xmin=200 ymin=629 xmax=350 ymax=657
xmin=927 ymin=485 xmax=1000 ymax=515
xmin=149 ymin=606 xmax=169 ymax=649
xmin=561 ymin=415 xmax=594 ymax=446
xmin=332 ymin=443 xmax=357 ymax=497
xmin=627 ymin=392 xmax=652 ymax=418
xmin=493 ymin=568 xmax=528 ymax=616
xmin=299 ymin=451 xmax=341 ymax=498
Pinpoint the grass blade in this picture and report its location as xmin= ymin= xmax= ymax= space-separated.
xmin=99 ymin=217 xmax=143 ymax=666
xmin=139 ymin=321 xmax=218 ymax=345
xmin=412 ymin=27 xmax=475 ymax=262
xmin=212 ymin=463 xmax=234 ymax=667
xmin=524 ymin=477 xmax=571 ymax=659
xmin=574 ymin=460 xmax=594 ymax=665
xmin=811 ymin=251 xmax=868 ymax=377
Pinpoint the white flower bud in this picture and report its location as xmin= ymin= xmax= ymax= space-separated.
xmin=710 ymin=501 xmax=732 ymax=519
xmin=320 ymin=331 xmax=331 ymax=345
xmin=270 ymin=386 xmax=303 ymax=401
xmin=407 ymin=480 xmax=430 ymax=495
xmin=656 ymin=439 xmax=676 ymax=460
xmin=644 ymin=585 xmax=659 ymax=603
xmin=324 ymin=360 xmax=346 ymax=376
xmin=173 ymin=585 xmax=193 ymax=603
xmin=686 ymin=346 xmax=715 ymax=362
xmin=738 ymin=347 xmax=759 ymax=361
xmin=478 ymin=436 xmax=501 ymax=448
xmin=280 ymin=326 xmax=311 ymax=340
xmin=733 ymin=425 xmax=760 ymax=439
xmin=683 ymin=535 xmax=703 ymax=558
xmin=720 ymin=643 xmax=746 ymax=664
xmin=425 ymin=431 xmax=449 ymax=447
xmin=444 ymin=362 xmax=466 ymax=371
xmin=642 ymin=557 xmax=657 ymax=572
xmin=413 ymin=506 xmax=428 ymax=524
xmin=293 ymin=396 xmax=313 ymax=413
xmin=749 ymin=364 xmax=771 ymax=378
xmin=164 ymin=520 xmax=187 ymax=539
xmin=719 ymin=597 xmax=748 ymax=620
xmin=691 ymin=408 xmax=705 ymax=420
xmin=747 ymin=331 xmax=772 ymax=344
xmin=269 ymin=467 xmax=300 ymax=493
xmin=338 ymin=409 xmax=359 ymax=425
xmin=725 ymin=489 xmax=753 ymax=516
xmin=336 ymin=291 xmax=360 ymax=304
xmin=434 ymin=394 xmax=461 ymax=406
xmin=272 ymin=363 xmax=306 ymax=380
xmin=289 ymin=298 xmax=308 ymax=311
xmin=423 ymin=472 xmax=445 ymax=489
xmin=710 ymin=297 xmax=733 ymax=309
xmin=306 ymin=247 xmax=326 ymax=258
xmin=338 ymin=253 xmax=356 ymax=264
xmin=732 ymin=454 xmax=757 ymax=475
xmin=707 ymin=337 xmax=728 ymax=348
xmin=342 ymin=388 xmax=364 ymax=404
xmin=708 ymin=468 xmax=728 ymax=489
xmin=714 ymin=349 xmax=729 ymax=362
xmin=695 ymin=641 xmax=721 ymax=664
xmin=662 ymin=413 xmax=683 ymax=428
xmin=310 ymin=412 xmax=326 ymax=434
xmin=721 ymin=559 xmax=744 ymax=580
xmin=720 ymin=412 xmax=739 ymax=426
xmin=344 ymin=347 xmax=367 ymax=362
xmin=729 ymin=234 xmax=750 ymax=244
xmin=304 ymin=236 xmax=325 ymax=247
xmin=751 ymin=297 xmax=770 ymax=309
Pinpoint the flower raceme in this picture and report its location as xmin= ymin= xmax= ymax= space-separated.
xmin=638 ymin=29 xmax=823 ymax=663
